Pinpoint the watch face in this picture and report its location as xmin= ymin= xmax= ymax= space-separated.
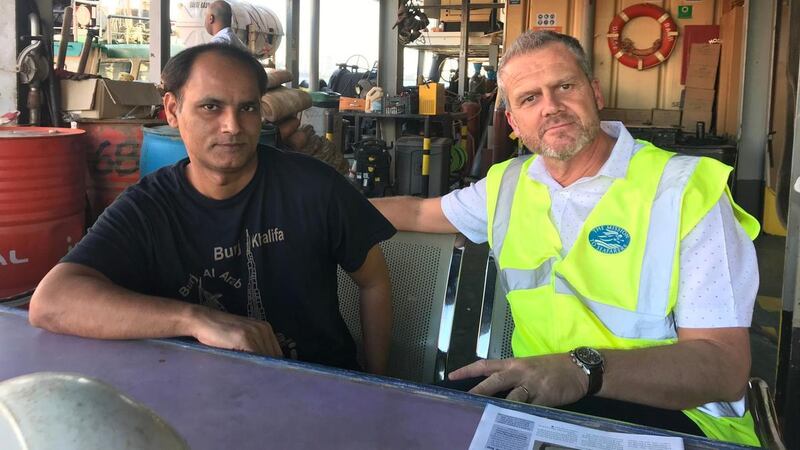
xmin=574 ymin=347 xmax=603 ymax=367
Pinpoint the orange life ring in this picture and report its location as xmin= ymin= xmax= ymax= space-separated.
xmin=607 ymin=3 xmax=679 ymax=71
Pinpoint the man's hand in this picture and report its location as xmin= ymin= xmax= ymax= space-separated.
xmin=448 ymin=355 xmax=589 ymax=406
xmin=189 ymin=306 xmax=283 ymax=357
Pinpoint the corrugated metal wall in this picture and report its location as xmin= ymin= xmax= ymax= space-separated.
xmin=526 ymin=0 xmax=719 ymax=110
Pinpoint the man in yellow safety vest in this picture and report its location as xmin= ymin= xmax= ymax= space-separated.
xmin=371 ymin=30 xmax=760 ymax=445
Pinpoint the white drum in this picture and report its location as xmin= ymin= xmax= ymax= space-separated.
xmin=173 ymin=0 xmax=284 ymax=58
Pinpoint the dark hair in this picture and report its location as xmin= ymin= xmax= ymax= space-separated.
xmin=160 ymin=43 xmax=268 ymax=99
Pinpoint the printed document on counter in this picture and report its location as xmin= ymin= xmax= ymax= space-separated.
xmin=469 ymin=404 xmax=684 ymax=450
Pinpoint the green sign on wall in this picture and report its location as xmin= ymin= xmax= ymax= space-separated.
xmin=678 ymin=5 xmax=693 ymax=19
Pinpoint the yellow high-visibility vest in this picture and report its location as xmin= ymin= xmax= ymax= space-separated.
xmin=484 ymin=142 xmax=760 ymax=445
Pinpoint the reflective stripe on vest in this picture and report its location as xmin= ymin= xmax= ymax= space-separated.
xmin=491 ymin=155 xmax=531 ymax=288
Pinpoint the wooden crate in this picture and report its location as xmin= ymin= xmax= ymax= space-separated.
xmin=440 ymin=0 xmax=493 ymax=23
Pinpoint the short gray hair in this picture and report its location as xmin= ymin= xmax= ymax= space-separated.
xmin=498 ymin=31 xmax=592 ymax=108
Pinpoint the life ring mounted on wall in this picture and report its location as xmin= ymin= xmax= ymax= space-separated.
xmin=607 ymin=3 xmax=679 ymax=71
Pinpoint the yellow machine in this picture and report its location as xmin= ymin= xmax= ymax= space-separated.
xmin=419 ymin=82 xmax=445 ymax=115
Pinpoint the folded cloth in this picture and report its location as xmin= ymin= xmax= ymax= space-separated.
xmin=276 ymin=117 xmax=301 ymax=140
xmin=260 ymin=87 xmax=312 ymax=122
xmin=287 ymin=125 xmax=349 ymax=175
xmin=265 ymin=69 xmax=293 ymax=89
xmin=286 ymin=124 xmax=313 ymax=152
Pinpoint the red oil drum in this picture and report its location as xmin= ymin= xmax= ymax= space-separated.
xmin=78 ymin=119 xmax=165 ymax=223
xmin=0 ymin=127 xmax=86 ymax=298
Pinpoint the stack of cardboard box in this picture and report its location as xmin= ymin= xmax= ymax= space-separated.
xmin=681 ymin=43 xmax=721 ymax=133
xmin=651 ymin=109 xmax=682 ymax=127
xmin=61 ymin=79 xmax=161 ymax=119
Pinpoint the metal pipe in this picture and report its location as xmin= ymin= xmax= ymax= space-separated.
xmin=776 ymin=40 xmax=800 ymax=449
xmin=420 ymin=4 xmax=504 ymax=10
xmin=77 ymin=28 xmax=97 ymax=74
xmin=579 ymin=0 xmax=595 ymax=69
xmin=56 ymin=7 xmax=73 ymax=71
xmin=27 ymin=85 xmax=41 ymax=126
xmin=737 ymin=0 xmax=777 ymax=216
xmin=458 ymin=0 xmax=470 ymax=98
xmin=106 ymin=14 xmax=149 ymax=21
xmin=422 ymin=117 xmax=431 ymax=197
xmin=428 ymin=53 xmax=441 ymax=82
xmin=29 ymin=12 xmax=41 ymax=37
xmin=309 ymin=0 xmax=320 ymax=91
xmin=325 ymin=110 xmax=334 ymax=142
xmin=148 ymin=0 xmax=170 ymax=84
xmin=285 ymin=0 xmax=300 ymax=87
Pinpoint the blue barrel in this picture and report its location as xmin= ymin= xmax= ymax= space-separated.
xmin=139 ymin=125 xmax=187 ymax=178
xmin=139 ymin=124 xmax=279 ymax=178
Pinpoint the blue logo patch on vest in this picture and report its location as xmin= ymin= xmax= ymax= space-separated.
xmin=588 ymin=225 xmax=630 ymax=254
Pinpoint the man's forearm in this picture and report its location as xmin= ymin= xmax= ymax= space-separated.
xmin=370 ymin=196 xmax=458 ymax=234
xmin=599 ymin=333 xmax=750 ymax=409
xmin=29 ymin=263 xmax=198 ymax=340
xmin=370 ymin=196 xmax=423 ymax=231
xmin=359 ymin=284 xmax=392 ymax=375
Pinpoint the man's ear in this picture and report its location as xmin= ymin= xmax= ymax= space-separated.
xmin=591 ymin=78 xmax=604 ymax=111
xmin=163 ymin=92 xmax=179 ymax=128
xmin=505 ymin=109 xmax=521 ymax=136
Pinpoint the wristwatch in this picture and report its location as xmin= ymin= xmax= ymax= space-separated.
xmin=570 ymin=347 xmax=604 ymax=396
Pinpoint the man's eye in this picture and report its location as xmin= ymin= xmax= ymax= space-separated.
xmin=242 ymin=105 xmax=257 ymax=112
xmin=202 ymin=104 xmax=219 ymax=111
xmin=560 ymin=84 xmax=573 ymax=90
xmin=522 ymin=95 xmax=537 ymax=104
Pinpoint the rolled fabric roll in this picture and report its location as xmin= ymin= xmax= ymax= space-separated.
xmin=260 ymin=87 xmax=312 ymax=122
xmin=265 ymin=69 xmax=293 ymax=89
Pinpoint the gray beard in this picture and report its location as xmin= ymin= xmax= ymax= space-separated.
xmin=523 ymin=120 xmax=600 ymax=162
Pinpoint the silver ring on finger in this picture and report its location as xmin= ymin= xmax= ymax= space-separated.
xmin=517 ymin=385 xmax=531 ymax=401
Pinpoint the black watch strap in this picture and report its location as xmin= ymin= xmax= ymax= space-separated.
xmin=586 ymin=364 xmax=603 ymax=396
xmin=570 ymin=347 xmax=604 ymax=397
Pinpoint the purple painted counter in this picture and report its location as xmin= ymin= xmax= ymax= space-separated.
xmin=0 ymin=307 xmax=751 ymax=449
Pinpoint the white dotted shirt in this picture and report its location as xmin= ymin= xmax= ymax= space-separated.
xmin=441 ymin=121 xmax=758 ymax=329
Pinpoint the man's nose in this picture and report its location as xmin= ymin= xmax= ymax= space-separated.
xmin=540 ymin=92 xmax=565 ymax=116
xmin=220 ymin=109 xmax=241 ymax=134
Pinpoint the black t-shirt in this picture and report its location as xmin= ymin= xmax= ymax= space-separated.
xmin=64 ymin=145 xmax=396 ymax=369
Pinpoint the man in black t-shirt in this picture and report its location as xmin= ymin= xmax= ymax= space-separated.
xmin=29 ymin=44 xmax=396 ymax=374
